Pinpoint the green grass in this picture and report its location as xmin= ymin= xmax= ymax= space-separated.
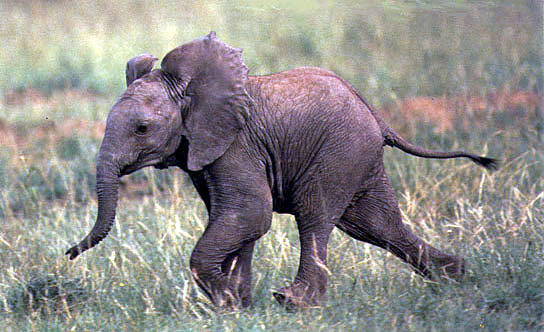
xmin=1 ymin=0 xmax=543 ymax=331
xmin=0 ymin=127 xmax=542 ymax=330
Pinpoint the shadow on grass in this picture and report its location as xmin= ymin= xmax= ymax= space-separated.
xmin=5 ymin=273 xmax=89 ymax=316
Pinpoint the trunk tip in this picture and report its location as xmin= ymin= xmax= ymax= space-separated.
xmin=66 ymin=246 xmax=82 ymax=260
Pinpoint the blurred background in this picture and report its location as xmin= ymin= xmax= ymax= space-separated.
xmin=1 ymin=1 xmax=541 ymax=112
xmin=1 ymin=0 xmax=541 ymax=201
xmin=0 ymin=1 xmax=543 ymax=330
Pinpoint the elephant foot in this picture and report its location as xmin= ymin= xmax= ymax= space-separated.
xmin=192 ymin=275 xmax=252 ymax=310
xmin=272 ymin=281 xmax=324 ymax=310
xmin=206 ymin=291 xmax=252 ymax=311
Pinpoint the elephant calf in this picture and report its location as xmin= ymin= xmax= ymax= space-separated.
xmin=66 ymin=32 xmax=497 ymax=308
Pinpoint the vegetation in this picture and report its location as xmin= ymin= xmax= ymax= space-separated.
xmin=0 ymin=0 xmax=542 ymax=330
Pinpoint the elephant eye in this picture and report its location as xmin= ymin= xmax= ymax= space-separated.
xmin=136 ymin=124 xmax=148 ymax=135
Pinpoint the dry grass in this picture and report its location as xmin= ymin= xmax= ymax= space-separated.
xmin=0 ymin=90 xmax=542 ymax=331
xmin=381 ymin=90 xmax=542 ymax=136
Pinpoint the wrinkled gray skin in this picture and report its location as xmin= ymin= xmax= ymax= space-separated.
xmin=66 ymin=32 xmax=497 ymax=309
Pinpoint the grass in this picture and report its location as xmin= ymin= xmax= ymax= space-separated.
xmin=0 ymin=127 xmax=542 ymax=330
xmin=1 ymin=0 xmax=543 ymax=331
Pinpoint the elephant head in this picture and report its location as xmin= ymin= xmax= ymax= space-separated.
xmin=66 ymin=32 xmax=251 ymax=259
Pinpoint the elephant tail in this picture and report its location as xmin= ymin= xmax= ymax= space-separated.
xmin=382 ymin=126 xmax=498 ymax=170
xmin=352 ymin=90 xmax=498 ymax=170
xmin=337 ymin=74 xmax=498 ymax=170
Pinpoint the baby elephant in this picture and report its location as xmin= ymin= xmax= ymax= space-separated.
xmin=66 ymin=32 xmax=497 ymax=308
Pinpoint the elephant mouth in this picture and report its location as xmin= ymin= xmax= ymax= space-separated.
xmin=153 ymin=163 xmax=169 ymax=170
xmin=120 ymin=158 xmax=164 ymax=176
xmin=154 ymin=154 xmax=179 ymax=170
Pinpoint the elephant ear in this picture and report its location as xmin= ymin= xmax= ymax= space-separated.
xmin=126 ymin=54 xmax=158 ymax=87
xmin=161 ymin=32 xmax=251 ymax=171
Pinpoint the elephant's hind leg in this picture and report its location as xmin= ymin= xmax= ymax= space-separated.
xmin=273 ymin=217 xmax=335 ymax=309
xmin=273 ymin=180 xmax=344 ymax=308
xmin=337 ymin=174 xmax=465 ymax=280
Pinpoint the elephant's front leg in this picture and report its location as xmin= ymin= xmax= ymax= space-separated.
xmin=190 ymin=216 xmax=267 ymax=308
xmin=220 ymin=241 xmax=256 ymax=307
xmin=189 ymin=173 xmax=273 ymax=308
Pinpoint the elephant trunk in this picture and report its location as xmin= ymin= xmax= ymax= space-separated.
xmin=66 ymin=147 xmax=120 ymax=260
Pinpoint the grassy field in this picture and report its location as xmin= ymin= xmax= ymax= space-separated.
xmin=1 ymin=0 xmax=543 ymax=331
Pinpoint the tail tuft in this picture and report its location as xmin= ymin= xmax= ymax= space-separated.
xmin=470 ymin=156 xmax=499 ymax=171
